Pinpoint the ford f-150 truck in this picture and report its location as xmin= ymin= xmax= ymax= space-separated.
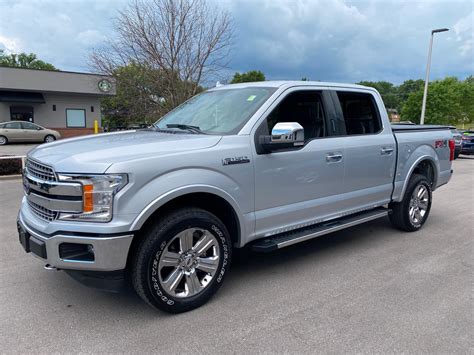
xmin=17 ymin=81 xmax=454 ymax=313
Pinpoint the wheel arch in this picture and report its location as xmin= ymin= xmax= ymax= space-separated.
xmin=396 ymin=156 xmax=438 ymax=202
xmin=130 ymin=186 xmax=244 ymax=248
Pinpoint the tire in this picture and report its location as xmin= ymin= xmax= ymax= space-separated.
xmin=389 ymin=174 xmax=432 ymax=232
xmin=44 ymin=135 xmax=56 ymax=143
xmin=454 ymin=151 xmax=460 ymax=159
xmin=131 ymin=208 xmax=232 ymax=313
xmin=0 ymin=135 xmax=7 ymax=145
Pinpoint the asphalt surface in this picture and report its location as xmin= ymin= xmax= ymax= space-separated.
xmin=0 ymin=143 xmax=39 ymax=157
xmin=0 ymin=158 xmax=473 ymax=353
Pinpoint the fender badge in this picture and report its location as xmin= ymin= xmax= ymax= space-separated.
xmin=222 ymin=156 xmax=250 ymax=166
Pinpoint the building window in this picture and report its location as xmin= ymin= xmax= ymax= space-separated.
xmin=53 ymin=105 xmax=56 ymax=111
xmin=10 ymin=106 xmax=34 ymax=122
xmin=91 ymin=106 xmax=94 ymax=112
xmin=66 ymin=109 xmax=86 ymax=128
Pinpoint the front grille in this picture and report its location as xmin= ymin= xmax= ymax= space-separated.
xmin=27 ymin=200 xmax=58 ymax=222
xmin=26 ymin=159 xmax=56 ymax=181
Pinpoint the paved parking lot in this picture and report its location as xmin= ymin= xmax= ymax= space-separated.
xmin=0 ymin=158 xmax=472 ymax=353
xmin=0 ymin=143 xmax=39 ymax=157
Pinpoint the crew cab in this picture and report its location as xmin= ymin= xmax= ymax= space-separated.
xmin=17 ymin=81 xmax=454 ymax=313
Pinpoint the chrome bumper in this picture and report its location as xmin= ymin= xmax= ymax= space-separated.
xmin=17 ymin=214 xmax=134 ymax=272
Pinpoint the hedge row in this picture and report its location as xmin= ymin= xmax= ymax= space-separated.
xmin=0 ymin=158 xmax=23 ymax=175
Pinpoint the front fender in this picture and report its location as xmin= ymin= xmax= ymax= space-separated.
xmin=123 ymin=168 xmax=251 ymax=244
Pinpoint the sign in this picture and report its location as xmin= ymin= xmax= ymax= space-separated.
xmin=98 ymin=79 xmax=112 ymax=93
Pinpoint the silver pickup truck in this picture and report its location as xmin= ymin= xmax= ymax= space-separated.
xmin=17 ymin=81 xmax=454 ymax=313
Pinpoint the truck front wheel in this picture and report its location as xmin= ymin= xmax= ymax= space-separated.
xmin=130 ymin=208 xmax=232 ymax=313
xmin=389 ymin=174 xmax=432 ymax=232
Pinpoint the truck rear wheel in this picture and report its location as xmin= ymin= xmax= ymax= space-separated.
xmin=389 ymin=174 xmax=432 ymax=232
xmin=131 ymin=208 xmax=232 ymax=313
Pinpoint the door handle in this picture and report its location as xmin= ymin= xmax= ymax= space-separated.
xmin=380 ymin=147 xmax=394 ymax=155
xmin=326 ymin=153 xmax=343 ymax=162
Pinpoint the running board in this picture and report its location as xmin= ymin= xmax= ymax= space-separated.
xmin=251 ymin=207 xmax=390 ymax=253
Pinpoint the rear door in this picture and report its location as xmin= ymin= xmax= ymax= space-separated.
xmin=330 ymin=89 xmax=396 ymax=210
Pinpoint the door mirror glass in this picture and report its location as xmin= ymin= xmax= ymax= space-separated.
xmin=271 ymin=122 xmax=304 ymax=145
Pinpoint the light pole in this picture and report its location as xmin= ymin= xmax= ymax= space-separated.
xmin=420 ymin=28 xmax=449 ymax=125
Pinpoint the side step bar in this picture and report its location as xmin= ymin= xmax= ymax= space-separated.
xmin=251 ymin=207 xmax=390 ymax=253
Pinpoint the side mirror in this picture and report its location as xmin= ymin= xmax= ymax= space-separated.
xmin=259 ymin=122 xmax=305 ymax=153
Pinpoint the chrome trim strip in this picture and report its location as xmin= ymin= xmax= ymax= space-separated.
xmin=27 ymin=192 xmax=83 ymax=213
xmin=25 ymin=174 xmax=83 ymax=197
xmin=277 ymin=210 xmax=389 ymax=249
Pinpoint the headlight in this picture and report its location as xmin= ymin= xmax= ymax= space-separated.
xmin=57 ymin=174 xmax=128 ymax=222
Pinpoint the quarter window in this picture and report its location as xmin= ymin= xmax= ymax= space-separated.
xmin=4 ymin=122 xmax=22 ymax=129
xmin=336 ymin=92 xmax=381 ymax=135
xmin=66 ymin=109 xmax=86 ymax=128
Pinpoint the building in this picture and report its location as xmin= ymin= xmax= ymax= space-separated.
xmin=0 ymin=67 xmax=115 ymax=138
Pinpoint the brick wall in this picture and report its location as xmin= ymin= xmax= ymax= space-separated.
xmin=52 ymin=128 xmax=102 ymax=139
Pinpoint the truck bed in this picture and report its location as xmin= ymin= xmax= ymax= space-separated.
xmin=391 ymin=124 xmax=450 ymax=132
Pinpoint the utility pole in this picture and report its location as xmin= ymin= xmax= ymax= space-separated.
xmin=420 ymin=28 xmax=449 ymax=125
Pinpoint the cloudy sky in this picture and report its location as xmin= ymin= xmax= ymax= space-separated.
xmin=0 ymin=0 xmax=472 ymax=84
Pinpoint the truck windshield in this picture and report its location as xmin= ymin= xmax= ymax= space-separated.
xmin=154 ymin=87 xmax=276 ymax=135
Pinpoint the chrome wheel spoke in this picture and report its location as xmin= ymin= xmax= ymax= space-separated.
xmin=162 ymin=268 xmax=184 ymax=293
xmin=418 ymin=199 xmax=428 ymax=209
xmin=161 ymin=251 xmax=180 ymax=266
xmin=196 ymin=256 xmax=219 ymax=274
xmin=185 ymin=272 xmax=202 ymax=295
xmin=194 ymin=233 xmax=217 ymax=256
xmin=179 ymin=229 xmax=194 ymax=252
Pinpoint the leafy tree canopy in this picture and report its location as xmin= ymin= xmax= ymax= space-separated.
xmin=401 ymin=77 xmax=473 ymax=126
xmin=230 ymin=70 xmax=265 ymax=83
xmin=0 ymin=50 xmax=57 ymax=70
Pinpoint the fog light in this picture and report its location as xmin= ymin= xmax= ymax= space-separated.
xmin=59 ymin=243 xmax=95 ymax=262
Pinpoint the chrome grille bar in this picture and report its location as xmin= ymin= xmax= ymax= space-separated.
xmin=26 ymin=159 xmax=56 ymax=181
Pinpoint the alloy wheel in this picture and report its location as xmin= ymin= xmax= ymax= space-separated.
xmin=156 ymin=228 xmax=220 ymax=298
xmin=408 ymin=184 xmax=429 ymax=226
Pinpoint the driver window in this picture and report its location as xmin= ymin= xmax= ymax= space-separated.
xmin=21 ymin=122 xmax=40 ymax=130
xmin=266 ymin=91 xmax=326 ymax=141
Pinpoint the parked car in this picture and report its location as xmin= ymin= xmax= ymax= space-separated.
xmin=449 ymin=127 xmax=462 ymax=159
xmin=0 ymin=121 xmax=60 ymax=145
xmin=17 ymin=81 xmax=454 ymax=313
xmin=460 ymin=130 xmax=474 ymax=156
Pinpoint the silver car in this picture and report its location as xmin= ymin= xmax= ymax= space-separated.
xmin=0 ymin=121 xmax=61 ymax=145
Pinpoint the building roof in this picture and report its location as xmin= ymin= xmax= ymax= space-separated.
xmin=0 ymin=66 xmax=116 ymax=96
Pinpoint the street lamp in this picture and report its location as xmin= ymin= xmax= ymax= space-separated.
xmin=420 ymin=28 xmax=449 ymax=125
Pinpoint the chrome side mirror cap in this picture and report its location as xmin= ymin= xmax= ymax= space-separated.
xmin=271 ymin=122 xmax=304 ymax=146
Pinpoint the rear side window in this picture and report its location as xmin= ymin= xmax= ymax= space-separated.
xmin=336 ymin=92 xmax=382 ymax=135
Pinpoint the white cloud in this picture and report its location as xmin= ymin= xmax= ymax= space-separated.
xmin=0 ymin=34 xmax=22 ymax=53
xmin=77 ymin=30 xmax=106 ymax=46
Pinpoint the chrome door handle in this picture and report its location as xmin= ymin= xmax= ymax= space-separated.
xmin=326 ymin=153 xmax=343 ymax=162
xmin=380 ymin=147 xmax=394 ymax=155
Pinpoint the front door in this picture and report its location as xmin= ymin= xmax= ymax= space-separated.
xmin=252 ymin=89 xmax=345 ymax=238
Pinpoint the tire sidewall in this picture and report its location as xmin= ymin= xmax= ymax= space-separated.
xmin=0 ymin=136 xmax=7 ymax=145
xmin=404 ymin=176 xmax=432 ymax=231
xmin=141 ymin=212 xmax=231 ymax=312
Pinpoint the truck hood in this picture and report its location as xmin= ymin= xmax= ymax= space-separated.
xmin=28 ymin=130 xmax=222 ymax=173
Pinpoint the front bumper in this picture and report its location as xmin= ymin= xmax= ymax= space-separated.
xmin=17 ymin=214 xmax=134 ymax=272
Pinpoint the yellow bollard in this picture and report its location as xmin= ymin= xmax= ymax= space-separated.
xmin=94 ymin=119 xmax=99 ymax=134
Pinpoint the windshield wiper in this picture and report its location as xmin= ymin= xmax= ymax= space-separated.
xmin=166 ymin=124 xmax=204 ymax=134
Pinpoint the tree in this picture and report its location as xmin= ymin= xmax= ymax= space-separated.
xmin=401 ymin=77 xmax=473 ymax=126
xmin=357 ymin=81 xmax=399 ymax=111
xmin=0 ymin=50 xmax=57 ymax=70
xmin=230 ymin=70 xmax=265 ymax=83
xmin=91 ymin=0 xmax=233 ymax=118
xmin=101 ymin=63 xmax=203 ymax=127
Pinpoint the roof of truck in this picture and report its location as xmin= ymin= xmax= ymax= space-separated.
xmin=209 ymin=80 xmax=373 ymax=91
